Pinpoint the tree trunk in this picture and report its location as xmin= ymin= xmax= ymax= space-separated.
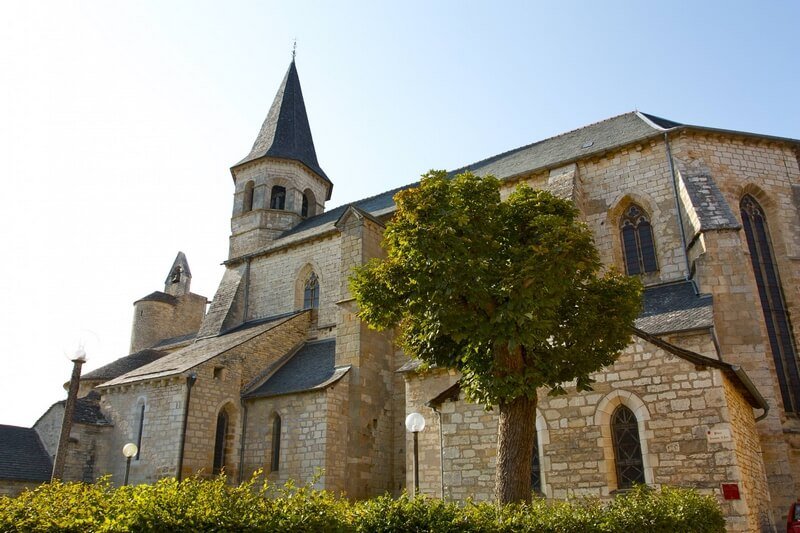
xmin=495 ymin=393 xmax=538 ymax=504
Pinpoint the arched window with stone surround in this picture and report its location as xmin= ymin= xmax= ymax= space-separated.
xmin=741 ymin=194 xmax=800 ymax=413
xmin=213 ymin=410 xmax=229 ymax=475
xmin=301 ymin=189 xmax=316 ymax=218
xmin=620 ymin=203 xmax=658 ymax=275
xmin=303 ymin=272 xmax=319 ymax=310
xmin=270 ymin=185 xmax=286 ymax=210
xmin=243 ymin=181 xmax=254 ymax=213
xmin=611 ymin=405 xmax=645 ymax=489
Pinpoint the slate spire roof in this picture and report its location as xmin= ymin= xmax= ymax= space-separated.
xmin=235 ymin=60 xmax=331 ymax=190
xmin=164 ymin=251 xmax=191 ymax=284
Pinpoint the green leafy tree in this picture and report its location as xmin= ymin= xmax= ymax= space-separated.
xmin=351 ymin=171 xmax=642 ymax=503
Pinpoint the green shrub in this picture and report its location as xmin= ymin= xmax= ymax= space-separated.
xmin=0 ymin=478 xmax=725 ymax=532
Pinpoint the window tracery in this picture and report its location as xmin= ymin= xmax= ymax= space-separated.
xmin=620 ymin=204 xmax=658 ymax=275
xmin=741 ymin=194 xmax=800 ymax=413
xmin=611 ymin=405 xmax=645 ymax=489
xmin=303 ymin=272 xmax=319 ymax=310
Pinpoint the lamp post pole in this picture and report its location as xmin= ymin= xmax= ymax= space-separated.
xmin=51 ymin=351 xmax=86 ymax=482
xmin=405 ymin=412 xmax=426 ymax=496
xmin=413 ymin=430 xmax=420 ymax=494
xmin=122 ymin=443 xmax=138 ymax=486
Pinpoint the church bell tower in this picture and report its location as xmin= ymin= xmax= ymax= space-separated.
xmin=227 ymin=59 xmax=332 ymax=259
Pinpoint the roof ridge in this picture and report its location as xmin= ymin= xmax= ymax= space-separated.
xmin=450 ymin=111 xmax=645 ymax=175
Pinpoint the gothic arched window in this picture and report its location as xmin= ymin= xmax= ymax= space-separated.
xmin=301 ymin=194 xmax=309 ymax=218
xmin=611 ymin=405 xmax=645 ymax=489
xmin=243 ymin=181 xmax=254 ymax=213
xmin=213 ymin=410 xmax=229 ymax=475
xmin=741 ymin=195 xmax=800 ymax=413
xmin=303 ymin=272 xmax=319 ymax=310
xmin=270 ymin=414 xmax=281 ymax=472
xmin=620 ymin=204 xmax=658 ymax=275
xmin=270 ymin=186 xmax=286 ymax=210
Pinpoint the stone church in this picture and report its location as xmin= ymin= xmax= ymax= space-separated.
xmin=1 ymin=60 xmax=798 ymax=531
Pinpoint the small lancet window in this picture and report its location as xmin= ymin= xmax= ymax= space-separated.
xmin=620 ymin=204 xmax=658 ymax=275
xmin=270 ymin=414 xmax=281 ymax=471
xmin=531 ymin=431 xmax=541 ymax=494
xmin=301 ymin=193 xmax=309 ymax=218
xmin=303 ymin=272 xmax=319 ymax=310
xmin=270 ymin=186 xmax=286 ymax=210
xmin=611 ymin=405 xmax=645 ymax=490
xmin=135 ymin=403 xmax=145 ymax=460
xmin=243 ymin=181 xmax=255 ymax=213
xmin=741 ymin=195 xmax=800 ymax=413
xmin=213 ymin=410 xmax=229 ymax=475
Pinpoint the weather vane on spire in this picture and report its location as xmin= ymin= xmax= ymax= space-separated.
xmin=292 ymin=39 xmax=297 ymax=61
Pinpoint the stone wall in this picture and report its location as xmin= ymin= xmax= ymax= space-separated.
xmin=130 ymin=292 xmax=207 ymax=353
xmin=98 ymin=313 xmax=310 ymax=484
xmin=242 ymin=387 xmax=334 ymax=489
xmin=33 ymin=405 xmax=111 ymax=483
xmin=723 ymin=372 xmax=773 ymax=532
xmin=670 ymin=132 xmax=800 ymax=522
xmin=246 ymin=234 xmax=341 ymax=328
xmin=99 ymin=378 xmax=186 ymax=484
xmin=180 ymin=312 xmax=310 ymax=480
xmin=405 ymin=334 xmax=767 ymax=531
xmin=333 ymin=209 xmax=402 ymax=498
xmin=229 ymin=158 xmax=329 ymax=258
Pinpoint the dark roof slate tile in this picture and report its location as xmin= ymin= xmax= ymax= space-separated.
xmin=82 ymin=349 xmax=167 ymax=381
xmin=244 ymin=339 xmax=348 ymax=398
xmin=635 ymin=281 xmax=713 ymax=334
xmin=0 ymin=425 xmax=52 ymax=481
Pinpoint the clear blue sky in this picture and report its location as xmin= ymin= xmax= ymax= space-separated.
xmin=0 ymin=0 xmax=797 ymax=426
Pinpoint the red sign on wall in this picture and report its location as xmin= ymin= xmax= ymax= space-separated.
xmin=721 ymin=483 xmax=740 ymax=500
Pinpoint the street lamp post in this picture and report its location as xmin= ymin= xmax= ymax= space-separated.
xmin=51 ymin=347 xmax=87 ymax=482
xmin=122 ymin=443 xmax=138 ymax=486
xmin=405 ymin=412 xmax=426 ymax=495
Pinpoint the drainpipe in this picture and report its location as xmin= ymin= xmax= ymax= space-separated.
xmin=664 ymin=132 xmax=697 ymax=294
xmin=238 ymin=399 xmax=249 ymax=483
xmin=176 ymin=373 xmax=197 ymax=481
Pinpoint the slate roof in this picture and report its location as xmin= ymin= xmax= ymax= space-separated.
xmin=0 ymin=425 xmax=52 ymax=482
xmin=99 ymin=312 xmax=303 ymax=387
xmin=152 ymin=332 xmax=197 ymax=350
xmin=244 ymin=338 xmax=349 ymax=399
xmin=453 ymin=111 xmax=670 ymax=180
xmin=634 ymin=280 xmax=713 ymax=334
xmin=82 ymin=349 xmax=167 ymax=381
xmin=134 ymin=291 xmax=178 ymax=306
xmin=164 ymin=251 xmax=192 ymax=283
xmin=234 ymin=60 xmax=331 ymax=192
xmin=676 ymin=162 xmax=741 ymax=231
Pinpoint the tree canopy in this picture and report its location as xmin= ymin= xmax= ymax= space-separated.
xmin=352 ymin=171 xmax=641 ymax=404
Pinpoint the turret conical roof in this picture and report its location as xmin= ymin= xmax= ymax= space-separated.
xmin=234 ymin=61 xmax=331 ymax=192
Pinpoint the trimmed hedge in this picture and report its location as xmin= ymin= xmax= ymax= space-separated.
xmin=0 ymin=476 xmax=725 ymax=532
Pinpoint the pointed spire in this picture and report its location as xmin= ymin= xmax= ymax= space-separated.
xmin=164 ymin=251 xmax=191 ymax=296
xmin=234 ymin=60 xmax=331 ymax=190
